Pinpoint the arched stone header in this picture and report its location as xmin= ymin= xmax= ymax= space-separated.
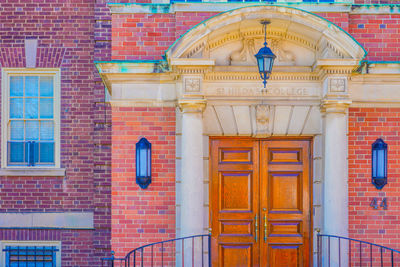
xmin=166 ymin=5 xmax=366 ymax=65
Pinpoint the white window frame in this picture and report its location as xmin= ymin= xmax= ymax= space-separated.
xmin=1 ymin=68 xmax=61 ymax=169
xmin=0 ymin=240 xmax=62 ymax=267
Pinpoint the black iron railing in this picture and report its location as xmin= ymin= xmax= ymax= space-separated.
xmin=102 ymin=251 xmax=127 ymax=267
xmin=317 ymin=234 xmax=400 ymax=267
xmin=102 ymin=234 xmax=211 ymax=267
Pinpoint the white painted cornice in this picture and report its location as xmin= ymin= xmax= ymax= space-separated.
xmin=108 ymin=3 xmax=400 ymax=15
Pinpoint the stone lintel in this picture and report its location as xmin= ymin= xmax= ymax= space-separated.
xmin=0 ymin=212 xmax=94 ymax=229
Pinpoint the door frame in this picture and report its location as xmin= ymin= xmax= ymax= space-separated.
xmin=209 ymin=136 xmax=314 ymax=266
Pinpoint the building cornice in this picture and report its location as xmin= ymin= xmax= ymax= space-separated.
xmin=107 ymin=3 xmax=400 ymax=15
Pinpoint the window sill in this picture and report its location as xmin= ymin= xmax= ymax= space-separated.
xmin=0 ymin=168 xmax=65 ymax=177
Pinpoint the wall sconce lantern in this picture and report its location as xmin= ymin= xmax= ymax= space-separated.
xmin=255 ymin=20 xmax=276 ymax=89
xmin=372 ymin=138 xmax=387 ymax=190
xmin=136 ymin=137 xmax=152 ymax=189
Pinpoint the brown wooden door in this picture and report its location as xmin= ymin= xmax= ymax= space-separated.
xmin=210 ymin=138 xmax=311 ymax=267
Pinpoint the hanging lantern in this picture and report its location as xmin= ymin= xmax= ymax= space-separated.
xmin=371 ymin=138 xmax=387 ymax=190
xmin=255 ymin=20 xmax=276 ymax=89
xmin=136 ymin=137 xmax=152 ymax=189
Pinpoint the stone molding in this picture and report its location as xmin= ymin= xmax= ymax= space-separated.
xmin=0 ymin=212 xmax=94 ymax=229
xmin=204 ymin=71 xmax=320 ymax=81
xmin=321 ymin=99 xmax=351 ymax=114
xmin=0 ymin=168 xmax=66 ymax=177
xmin=205 ymin=29 xmax=316 ymax=55
xmin=178 ymin=99 xmax=207 ymax=113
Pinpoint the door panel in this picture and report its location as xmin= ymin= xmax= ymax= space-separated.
xmin=211 ymin=139 xmax=260 ymax=267
xmin=268 ymin=245 xmax=301 ymax=267
xmin=219 ymin=243 xmax=253 ymax=267
xmin=260 ymin=140 xmax=310 ymax=267
xmin=210 ymin=138 xmax=311 ymax=267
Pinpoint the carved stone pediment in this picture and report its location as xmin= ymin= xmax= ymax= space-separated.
xmin=228 ymin=37 xmax=296 ymax=66
xmin=185 ymin=33 xmax=315 ymax=67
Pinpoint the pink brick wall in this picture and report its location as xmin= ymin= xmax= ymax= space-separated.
xmin=348 ymin=108 xmax=400 ymax=264
xmin=111 ymin=107 xmax=176 ymax=258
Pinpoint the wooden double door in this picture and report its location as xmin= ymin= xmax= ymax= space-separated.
xmin=210 ymin=138 xmax=312 ymax=267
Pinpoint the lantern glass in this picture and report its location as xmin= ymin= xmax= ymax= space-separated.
xmin=371 ymin=138 xmax=387 ymax=190
xmin=255 ymin=45 xmax=276 ymax=87
xmin=136 ymin=137 xmax=151 ymax=189
xmin=257 ymin=56 xmax=264 ymax=73
xmin=264 ymin=57 xmax=273 ymax=73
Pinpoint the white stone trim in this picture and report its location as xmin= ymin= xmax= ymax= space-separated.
xmin=0 ymin=240 xmax=61 ymax=267
xmin=1 ymin=68 xmax=61 ymax=169
xmin=24 ymin=39 xmax=38 ymax=68
xmin=0 ymin=212 xmax=94 ymax=229
xmin=108 ymin=2 xmax=400 ymax=15
xmin=0 ymin=168 xmax=65 ymax=177
xmin=108 ymin=3 xmax=355 ymax=14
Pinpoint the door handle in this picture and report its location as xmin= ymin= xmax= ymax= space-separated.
xmin=254 ymin=214 xmax=258 ymax=242
xmin=264 ymin=214 xmax=267 ymax=243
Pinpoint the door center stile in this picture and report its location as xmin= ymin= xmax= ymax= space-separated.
xmin=210 ymin=138 xmax=312 ymax=267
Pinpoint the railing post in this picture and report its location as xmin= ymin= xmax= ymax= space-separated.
xmin=317 ymin=234 xmax=320 ymax=267
xmin=208 ymin=235 xmax=211 ymax=267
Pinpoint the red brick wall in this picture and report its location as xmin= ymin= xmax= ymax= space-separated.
xmin=349 ymin=14 xmax=400 ymax=61
xmin=112 ymin=9 xmax=400 ymax=62
xmin=0 ymin=0 xmax=112 ymax=265
xmin=0 ymin=229 xmax=95 ymax=266
xmin=112 ymin=12 xmax=218 ymax=60
xmin=316 ymin=12 xmax=349 ymax=31
xmin=111 ymin=107 xmax=176 ymax=257
xmin=348 ymin=108 xmax=400 ymax=263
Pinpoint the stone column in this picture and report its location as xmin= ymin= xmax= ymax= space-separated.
xmin=178 ymin=99 xmax=206 ymax=267
xmin=322 ymin=99 xmax=351 ymax=267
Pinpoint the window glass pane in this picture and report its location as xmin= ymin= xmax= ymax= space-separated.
xmin=10 ymin=121 xmax=24 ymax=141
xmin=40 ymin=98 xmax=53 ymax=119
xmin=40 ymin=142 xmax=54 ymax=163
xmin=25 ymin=76 xmax=39 ymax=97
xmin=33 ymin=142 xmax=39 ymax=164
xmin=40 ymin=76 xmax=54 ymax=97
xmin=26 ymin=121 xmax=39 ymax=140
xmin=10 ymin=98 xmax=23 ymax=119
xmin=8 ymin=142 xmax=24 ymax=163
xmin=25 ymin=98 xmax=38 ymax=119
xmin=40 ymin=121 xmax=54 ymax=140
xmin=5 ymin=246 xmax=57 ymax=266
xmin=10 ymin=77 xmax=23 ymax=97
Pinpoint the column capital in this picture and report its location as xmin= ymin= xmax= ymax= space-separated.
xmin=178 ymin=99 xmax=206 ymax=113
xmin=321 ymin=99 xmax=352 ymax=114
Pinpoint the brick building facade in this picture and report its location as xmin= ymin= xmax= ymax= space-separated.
xmin=1 ymin=0 xmax=400 ymax=266
xmin=0 ymin=1 xmax=112 ymax=266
